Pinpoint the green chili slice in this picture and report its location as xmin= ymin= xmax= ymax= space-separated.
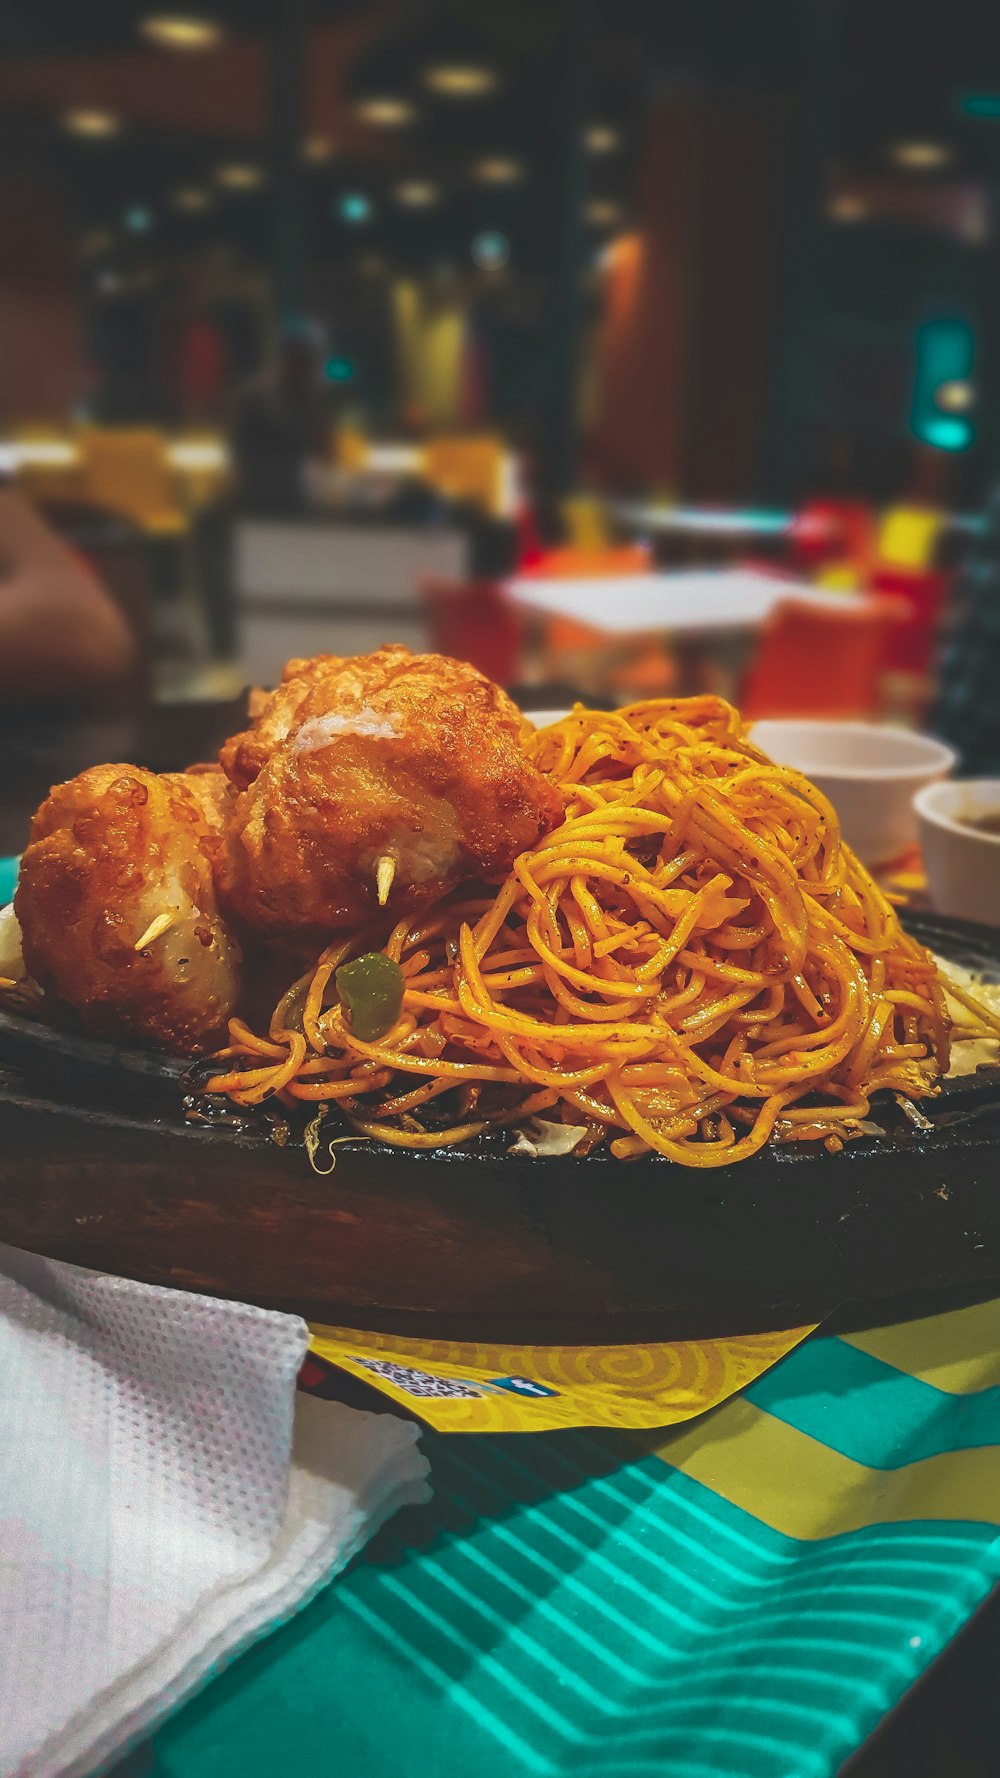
xmin=335 ymin=951 xmax=405 ymax=1042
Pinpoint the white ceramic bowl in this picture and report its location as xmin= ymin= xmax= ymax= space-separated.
xmin=523 ymin=708 xmax=571 ymax=728
xmin=749 ymin=720 xmax=955 ymax=867
xmin=914 ymin=779 xmax=1000 ymax=927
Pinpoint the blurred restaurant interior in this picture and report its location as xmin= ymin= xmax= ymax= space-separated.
xmin=2 ymin=0 xmax=1000 ymax=828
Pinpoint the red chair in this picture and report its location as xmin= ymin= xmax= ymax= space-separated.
xmin=420 ymin=578 xmax=525 ymax=684
xmin=871 ymin=566 xmax=951 ymax=677
xmin=740 ymin=598 xmax=903 ymax=721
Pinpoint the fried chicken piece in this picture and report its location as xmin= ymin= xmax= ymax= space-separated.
xmin=217 ymin=647 xmax=564 ymax=935
xmin=15 ymin=764 xmax=241 ymax=1053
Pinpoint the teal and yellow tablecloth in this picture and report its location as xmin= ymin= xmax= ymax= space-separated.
xmin=150 ymin=1298 xmax=1000 ymax=1778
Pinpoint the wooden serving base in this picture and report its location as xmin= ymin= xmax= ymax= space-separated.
xmin=0 ymin=912 xmax=998 ymax=1340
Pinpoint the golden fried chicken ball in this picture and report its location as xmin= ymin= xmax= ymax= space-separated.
xmin=217 ymin=647 xmax=563 ymax=936
xmin=15 ymin=764 xmax=241 ymax=1052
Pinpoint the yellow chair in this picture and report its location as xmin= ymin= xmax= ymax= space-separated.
xmin=561 ymin=496 xmax=611 ymax=552
xmin=77 ymin=428 xmax=187 ymax=536
xmin=422 ymin=435 xmax=505 ymax=515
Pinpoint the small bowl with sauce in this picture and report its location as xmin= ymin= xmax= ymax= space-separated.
xmin=914 ymin=779 xmax=1000 ymax=927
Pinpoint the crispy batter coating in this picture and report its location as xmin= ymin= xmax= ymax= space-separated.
xmin=220 ymin=653 xmax=349 ymax=790
xmin=15 ymin=764 xmax=241 ymax=1052
xmin=217 ymin=646 xmax=564 ymax=935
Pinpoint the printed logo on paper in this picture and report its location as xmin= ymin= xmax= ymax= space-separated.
xmin=486 ymin=1376 xmax=559 ymax=1398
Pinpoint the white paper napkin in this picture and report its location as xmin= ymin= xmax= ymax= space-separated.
xmin=0 ymin=1243 xmax=431 ymax=1778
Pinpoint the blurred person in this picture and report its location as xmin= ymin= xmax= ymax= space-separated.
xmin=230 ymin=320 xmax=334 ymax=515
xmin=0 ymin=481 xmax=136 ymax=702
xmin=930 ymin=482 xmax=1000 ymax=776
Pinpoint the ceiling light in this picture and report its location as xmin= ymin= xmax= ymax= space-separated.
xmin=215 ymin=163 xmax=264 ymax=191
xmin=394 ymin=180 xmax=440 ymax=207
xmin=888 ymin=140 xmax=954 ymax=171
xmin=337 ymin=191 xmax=374 ymax=225
xmin=936 ymin=380 xmax=975 ymax=412
xmin=471 ymin=229 xmax=509 ymax=270
xmin=828 ymin=193 xmax=868 ymax=222
xmin=170 ymin=186 xmax=212 ymax=213
xmin=167 ymin=439 xmax=229 ymax=471
xmin=123 ymin=205 xmax=153 ymax=233
xmin=7 ymin=438 xmax=81 ymax=469
xmin=355 ymin=95 xmax=416 ymax=128
xmin=61 ymin=109 xmax=121 ymax=139
xmin=138 ymin=14 xmax=223 ymax=51
xmin=423 ymin=63 xmax=497 ymax=98
xmin=471 ymin=156 xmax=524 ymax=185
xmin=961 ymin=94 xmax=1000 ymax=118
xmin=303 ymin=134 xmax=336 ymax=163
xmin=585 ymin=124 xmax=621 ymax=154
xmin=367 ymin=443 xmax=421 ymax=473
xmin=585 ymin=199 xmax=622 ymax=227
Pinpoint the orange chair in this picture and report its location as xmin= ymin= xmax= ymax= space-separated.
xmin=524 ymin=543 xmax=650 ymax=579
xmin=421 ymin=578 xmax=524 ymax=685
xmin=539 ymin=622 xmax=678 ymax=702
xmin=740 ymin=598 xmax=903 ymax=721
xmin=537 ymin=614 xmax=610 ymax=692
xmin=608 ymin=641 xmax=678 ymax=699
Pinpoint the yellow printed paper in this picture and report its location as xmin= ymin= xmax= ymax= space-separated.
xmin=308 ymin=1321 xmax=817 ymax=1433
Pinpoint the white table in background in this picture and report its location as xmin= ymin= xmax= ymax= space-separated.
xmin=503 ymin=569 xmax=862 ymax=637
xmin=504 ymin=569 xmax=868 ymax=698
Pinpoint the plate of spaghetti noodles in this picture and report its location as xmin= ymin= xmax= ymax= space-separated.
xmin=1 ymin=651 xmax=999 ymax=1325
